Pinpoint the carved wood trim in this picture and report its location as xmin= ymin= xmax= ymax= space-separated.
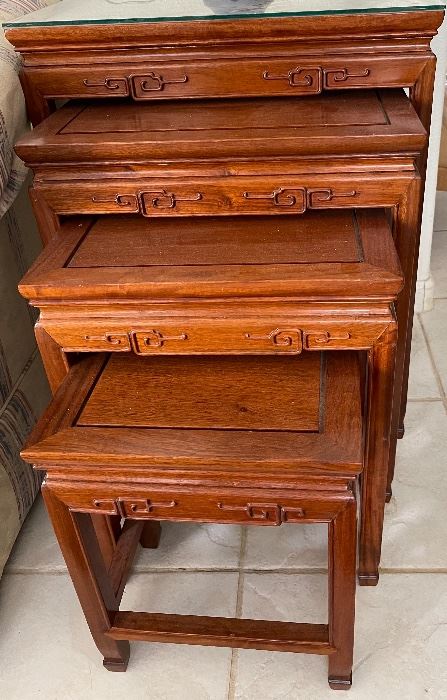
xmin=262 ymin=66 xmax=323 ymax=92
xmin=92 ymin=498 xmax=178 ymax=518
xmin=84 ymin=333 xmax=131 ymax=349
xmin=304 ymin=332 xmax=352 ymax=349
xmin=130 ymin=330 xmax=188 ymax=353
xmin=244 ymin=329 xmax=303 ymax=352
xmin=217 ymin=502 xmax=305 ymax=525
xmin=139 ymin=190 xmax=203 ymax=214
xmin=130 ymin=72 xmax=188 ymax=97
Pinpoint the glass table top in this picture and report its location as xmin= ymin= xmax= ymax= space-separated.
xmin=5 ymin=0 xmax=445 ymax=28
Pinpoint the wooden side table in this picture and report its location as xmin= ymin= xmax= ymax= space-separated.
xmin=5 ymin=6 xmax=445 ymax=459
xmin=23 ymin=350 xmax=362 ymax=688
xmin=15 ymin=84 xmax=423 ymax=583
xmin=19 ymin=207 xmax=402 ymax=584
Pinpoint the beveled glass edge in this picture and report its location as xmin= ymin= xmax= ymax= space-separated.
xmin=5 ymin=5 xmax=446 ymax=29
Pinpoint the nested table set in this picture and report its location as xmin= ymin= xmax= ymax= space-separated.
xmin=6 ymin=1 xmax=444 ymax=689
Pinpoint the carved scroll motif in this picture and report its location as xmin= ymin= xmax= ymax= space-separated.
xmin=131 ymin=72 xmax=188 ymax=95
xmin=243 ymin=188 xmax=306 ymax=211
xmin=90 ymin=188 xmax=356 ymax=215
xmin=92 ymin=498 xmax=177 ymax=517
xmin=92 ymin=499 xmax=121 ymax=515
xmin=262 ymin=67 xmax=322 ymax=93
xmin=242 ymin=187 xmax=357 ymax=212
xmin=83 ymin=77 xmax=129 ymax=94
xmin=84 ymin=333 xmax=131 ymax=348
xmin=91 ymin=194 xmax=139 ymax=209
xmin=131 ymin=330 xmax=188 ymax=353
xmin=244 ymin=329 xmax=303 ymax=353
xmin=262 ymin=66 xmax=371 ymax=92
xmin=323 ymin=67 xmax=371 ymax=87
xmin=120 ymin=499 xmax=177 ymax=517
xmin=306 ymin=188 xmax=357 ymax=208
xmin=305 ymin=331 xmax=352 ymax=349
xmin=217 ymin=502 xmax=305 ymax=525
xmin=140 ymin=189 xmax=203 ymax=213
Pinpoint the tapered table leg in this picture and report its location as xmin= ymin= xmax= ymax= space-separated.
xmin=42 ymin=484 xmax=130 ymax=671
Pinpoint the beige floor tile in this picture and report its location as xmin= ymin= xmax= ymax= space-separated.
xmin=0 ymin=570 xmax=237 ymax=700
xmin=434 ymin=191 xmax=447 ymax=232
xmin=234 ymin=573 xmax=447 ymax=699
xmin=407 ymin=315 xmax=440 ymax=399
xmin=134 ymin=522 xmax=242 ymax=571
xmin=245 ymin=400 xmax=447 ymax=573
xmin=5 ymin=496 xmax=64 ymax=572
xmin=6 ymin=496 xmax=242 ymax=573
xmin=420 ymin=300 xmax=447 ymax=394
xmin=244 ymin=523 xmax=327 ymax=571
xmin=382 ymin=401 xmax=447 ymax=569
xmin=431 ymin=229 xmax=447 ymax=299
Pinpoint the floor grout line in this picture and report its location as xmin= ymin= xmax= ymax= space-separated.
xmin=417 ymin=312 xmax=447 ymax=418
xmin=227 ymin=528 xmax=247 ymax=700
xmin=5 ymin=565 xmax=447 ymax=577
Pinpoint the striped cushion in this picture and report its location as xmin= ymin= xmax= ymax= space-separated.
xmin=0 ymin=1 xmax=58 ymax=22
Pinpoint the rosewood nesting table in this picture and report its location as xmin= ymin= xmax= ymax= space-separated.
xmin=6 ymin=0 xmax=445 ymax=586
xmin=5 ymin=2 xmax=445 ymax=482
xmin=23 ymin=350 xmax=363 ymax=688
xmin=19 ymin=207 xmax=403 ymax=585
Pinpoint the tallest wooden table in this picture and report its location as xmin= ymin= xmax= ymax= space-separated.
xmin=5 ymin=0 xmax=445 ymax=574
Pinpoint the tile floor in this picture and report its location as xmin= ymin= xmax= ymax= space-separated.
xmin=0 ymin=194 xmax=446 ymax=699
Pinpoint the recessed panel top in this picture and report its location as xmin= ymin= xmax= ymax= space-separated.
xmin=5 ymin=0 xmax=445 ymax=28
xmin=14 ymin=90 xmax=426 ymax=164
xmin=77 ymin=353 xmax=323 ymax=431
xmin=18 ymin=209 xmax=403 ymax=302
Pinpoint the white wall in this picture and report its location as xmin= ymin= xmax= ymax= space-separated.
xmin=416 ymin=14 xmax=447 ymax=311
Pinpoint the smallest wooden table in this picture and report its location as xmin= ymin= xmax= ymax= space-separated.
xmin=23 ymin=351 xmax=362 ymax=689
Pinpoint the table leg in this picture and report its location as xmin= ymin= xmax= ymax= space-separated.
xmin=328 ymin=498 xmax=357 ymax=689
xmin=359 ymin=322 xmax=397 ymax=585
xmin=387 ymin=177 xmax=423 ymax=499
xmin=35 ymin=324 xmax=122 ymax=569
xmin=42 ymin=484 xmax=130 ymax=671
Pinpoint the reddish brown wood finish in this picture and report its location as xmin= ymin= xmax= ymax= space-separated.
xmin=9 ymin=12 xmax=444 ymax=667
xmin=7 ymin=10 xmax=443 ymax=493
xmin=15 ymin=90 xmax=426 ymax=166
xmin=19 ymin=207 xmax=401 ymax=583
xmin=5 ymin=10 xmax=443 ymax=128
xmin=24 ymin=350 xmax=361 ymax=686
